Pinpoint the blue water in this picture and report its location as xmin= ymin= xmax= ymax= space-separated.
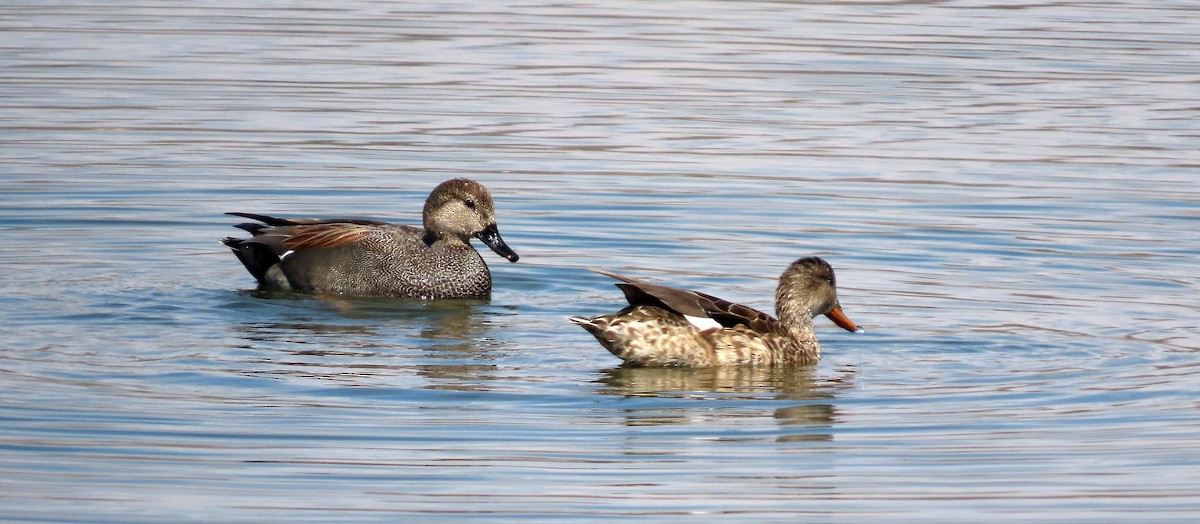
xmin=2 ymin=1 xmax=1198 ymax=521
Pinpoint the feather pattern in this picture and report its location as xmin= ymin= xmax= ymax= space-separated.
xmin=220 ymin=178 xmax=518 ymax=298
xmin=281 ymin=223 xmax=377 ymax=251
xmin=570 ymin=258 xmax=862 ymax=367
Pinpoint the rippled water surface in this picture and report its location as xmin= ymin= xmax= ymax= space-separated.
xmin=2 ymin=1 xmax=1199 ymax=521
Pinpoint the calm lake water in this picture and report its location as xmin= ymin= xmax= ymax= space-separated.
xmin=2 ymin=1 xmax=1199 ymax=521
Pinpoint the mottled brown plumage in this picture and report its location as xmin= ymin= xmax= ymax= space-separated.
xmin=569 ymin=257 xmax=862 ymax=367
xmin=221 ymin=178 xmax=518 ymax=298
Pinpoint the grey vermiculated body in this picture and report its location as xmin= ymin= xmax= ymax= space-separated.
xmin=222 ymin=178 xmax=518 ymax=299
xmin=265 ymin=225 xmax=493 ymax=298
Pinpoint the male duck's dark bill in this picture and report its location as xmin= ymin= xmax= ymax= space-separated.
xmin=476 ymin=223 xmax=519 ymax=262
xmin=825 ymin=304 xmax=864 ymax=333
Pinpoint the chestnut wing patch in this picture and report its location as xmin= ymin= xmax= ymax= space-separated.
xmin=283 ymin=223 xmax=376 ymax=251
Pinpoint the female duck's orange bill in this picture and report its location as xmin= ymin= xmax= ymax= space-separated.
xmin=825 ymin=305 xmax=864 ymax=333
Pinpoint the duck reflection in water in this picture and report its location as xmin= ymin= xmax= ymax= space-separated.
xmin=230 ymin=296 xmax=501 ymax=389
xmin=596 ymin=365 xmax=855 ymax=443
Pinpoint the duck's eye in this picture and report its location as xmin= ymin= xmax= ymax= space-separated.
xmin=464 ymin=200 xmax=477 ymax=209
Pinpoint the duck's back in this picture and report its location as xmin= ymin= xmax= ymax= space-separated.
xmin=279 ymin=224 xmax=492 ymax=298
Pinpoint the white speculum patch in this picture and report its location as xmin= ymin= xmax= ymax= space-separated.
xmin=683 ymin=314 xmax=723 ymax=330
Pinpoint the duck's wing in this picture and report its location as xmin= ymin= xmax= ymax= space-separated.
xmin=226 ymin=212 xmax=390 ymax=228
xmin=594 ymin=269 xmax=778 ymax=332
xmin=226 ymin=212 xmax=301 ymax=227
xmin=278 ymin=222 xmax=379 ymax=251
xmin=228 ymin=219 xmax=380 ymax=255
xmin=690 ymin=289 xmax=780 ymax=333
xmin=226 ymin=213 xmax=394 ymax=253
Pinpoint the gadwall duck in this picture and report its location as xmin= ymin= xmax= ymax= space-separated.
xmin=568 ymin=257 xmax=862 ymax=367
xmin=221 ymin=178 xmax=518 ymax=298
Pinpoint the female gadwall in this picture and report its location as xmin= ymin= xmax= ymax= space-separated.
xmin=568 ymin=257 xmax=862 ymax=367
xmin=221 ymin=178 xmax=518 ymax=298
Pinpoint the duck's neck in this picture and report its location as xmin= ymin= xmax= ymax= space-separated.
xmin=423 ymin=231 xmax=470 ymax=247
xmin=775 ymin=286 xmax=815 ymax=335
xmin=774 ymin=287 xmax=821 ymax=361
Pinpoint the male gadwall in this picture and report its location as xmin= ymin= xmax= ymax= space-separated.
xmin=221 ymin=178 xmax=519 ymax=298
xmin=568 ymin=257 xmax=862 ymax=367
